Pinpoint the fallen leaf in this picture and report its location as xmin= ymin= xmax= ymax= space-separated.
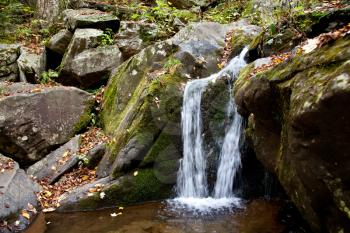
xmin=21 ymin=210 xmax=30 ymax=220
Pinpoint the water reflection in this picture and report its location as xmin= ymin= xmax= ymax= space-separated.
xmin=27 ymin=199 xmax=289 ymax=233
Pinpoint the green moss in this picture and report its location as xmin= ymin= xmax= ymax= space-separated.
xmin=73 ymin=99 xmax=94 ymax=134
xmin=79 ymin=169 xmax=173 ymax=208
xmin=140 ymin=132 xmax=172 ymax=167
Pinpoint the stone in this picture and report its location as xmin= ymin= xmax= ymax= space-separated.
xmin=84 ymin=143 xmax=106 ymax=169
xmin=115 ymin=21 xmax=157 ymax=60
xmin=0 ymin=154 xmax=40 ymax=231
xmin=60 ymin=28 xmax=103 ymax=66
xmin=58 ymin=28 xmax=122 ymax=88
xmin=27 ymin=135 xmax=81 ymax=184
xmin=59 ymin=45 xmax=122 ymax=88
xmin=0 ymin=82 xmax=94 ymax=164
xmin=62 ymin=8 xmax=120 ymax=31
xmin=98 ymin=21 xmax=260 ymax=180
xmin=46 ymin=29 xmax=73 ymax=55
xmin=57 ymin=169 xmax=172 ymax=211
xmin=234 ymin=37 xmax=350 ymax=233
xmin=0 ymin=44 xmax=20 ymax=82
xmin=17 ymin=47 xmax=46 ymax=83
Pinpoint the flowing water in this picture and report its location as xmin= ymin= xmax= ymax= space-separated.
xmin=173 ymin=48 xmax=248 ymax=210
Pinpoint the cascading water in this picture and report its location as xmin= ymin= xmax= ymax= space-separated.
xmin=172 ymin=48 xmax=248 ymax=211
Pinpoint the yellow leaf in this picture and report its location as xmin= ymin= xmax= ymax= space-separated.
xmin=82 ymin=175 xmax=89 ymax=181
xmin=21 ymin=210 xmax=30 ymax=220
xmin=43 ymin=191 xmax=52 ymax=198
xmin=133 ymin=171 xmax=138 ymax=176
xmin=118 ymin=206 xmax=124 ymax=210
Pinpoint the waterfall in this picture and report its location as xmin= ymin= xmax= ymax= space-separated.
xmin=173 ymin=48 xmax=248 ymax=210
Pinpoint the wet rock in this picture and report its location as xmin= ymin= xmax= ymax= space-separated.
xmin=0 ymin=82 xmax=94 ymax=164
xmin=59 ymin=45 xmax=122 ymax=88
xmin=115 ymin=21 xmax=157 ymax=60
xmin=17 ymin=47 xmax=46 ymax=83
xmin=27 ymin=135 xmax=81 ymax=184
xmin=58 ymin=169 xmax=172 ymax=211
xmin=234 ymin=37 xmax=350 ymax=233
xmin=46 ymin=29 xmax=73 ymax=55
xmin=0 ymin=154 xmax=40 ymax=231
xmin=62 ymin=8 xmax=120 ymax=31
xmin=98 ymin=21 xmax=260 ymax=180
xmin=56 ymin=177 xmax=111 ymax=212
xmin=0 ymin=44 xmax=20 ymax=82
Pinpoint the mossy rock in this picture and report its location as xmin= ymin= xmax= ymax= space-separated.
xmin=79 ymin=169 xmax=173 ymax=209
xmin=234 ymin=36 xmax=350 ymax=232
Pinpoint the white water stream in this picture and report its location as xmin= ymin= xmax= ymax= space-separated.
xmin=172 ymin=48 xmax=248 ymax=211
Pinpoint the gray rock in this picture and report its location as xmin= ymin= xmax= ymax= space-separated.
xmin=61 ymin=28 xmax=103 ymax=66
xmin=27 ymin=135 xmax=81 ymax=184
xmin=56 ymin=177 xmax=111 ymax=212
xmin=172 ymin=20 xmax=261 ymax=78
xmin=85 ymin=143 xmax=106 ymax=169
xmin=115 ymin=21 xmax=157 ymax=60
xmin=0 ymin=154 xmax=40 ymax=228
xmin=59 ymin=28 xmax=123 ymax=88
xmin=46 ymin=29 xmax=73 ymax=55
xmin=17 ymin=47 xmax=46 ymax=83
xmin=62 ymin=8 xmax=120 ymax=31
xmin=60 ymin=45 xmax=122 ymax=88
xmin=0 ymin=44 xmax=20 ymax=82
xmin=0 ymin=82 xmax=94 ymax=164
xmin=111 ymin=134 xmax=154 ymax=174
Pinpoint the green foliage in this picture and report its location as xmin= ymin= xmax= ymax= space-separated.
xmin=163 ymin=56 xmax=181 ymax=69
xmin=130 ymin=0 xmax=198 ymax=40
xmin=98 ymin=28 xmax=114 ymax=46
xmin=204 ymin=0 xmax=244 ymax=24
xmin=0 ymin=0 xmax=34 ymax=42
xmin=39 ymin=70 xmax=58 ymax=84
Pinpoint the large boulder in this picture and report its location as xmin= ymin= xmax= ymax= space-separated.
xmin=46 ymin=29 xmax=73 ymax=70
xmin=234 ymin=37 xmax=350 ymax=232
xmin=95 ymin=21 xmax=261 ymax=204
xmin=62 ymin=8 xmax=120 ymax=31
xmin=115 ymin=21 xmax=158 ymax=60
xmin=0 ymin=154 xmax=40 ymax=232
xmin=0 ymin=82 xmax=94 ymax=164
xmin=17 ymin=47 xmax=46 ymax=83
xmin=27 ymin=135 xmax=81 ymax=184
xmin=0 ymin=44 xmax=20 ymax=82
xmin=58 ymin=28 xmax=122 ymax=88
xmin=46 ymin=29 xmax=73 ymax=55
xmin=57 ymin=169 xmax=173 ymax=211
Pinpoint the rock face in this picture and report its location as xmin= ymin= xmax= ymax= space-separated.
xmin=62 ymin=8 xmax=120 ymax=31
xmin=27 ymin=135 xmax=81 ymax=184
xmin=58 ymin=28 xmax=122 ymax=88
xmin=17 ymin=47 xmax=46 ymax=83
xmin=234 ymin=37 xmax=350 ymax=233
xmin=46 ymin=29 xmax=73 ymax=55
xmin=0 ymin=154 xmax=40 ymax=230
xmin=115 ymin=21 xmax=157 ymax=60
xmin=0 ymin=44 xmax=20 ymax=82
xmin=57 ymin=169 xmax=173 ymax=211
xmin=93 ymin=21 xmax=261 ymax=207
xmin=0 ymin=82 xmax=93 ymax=164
